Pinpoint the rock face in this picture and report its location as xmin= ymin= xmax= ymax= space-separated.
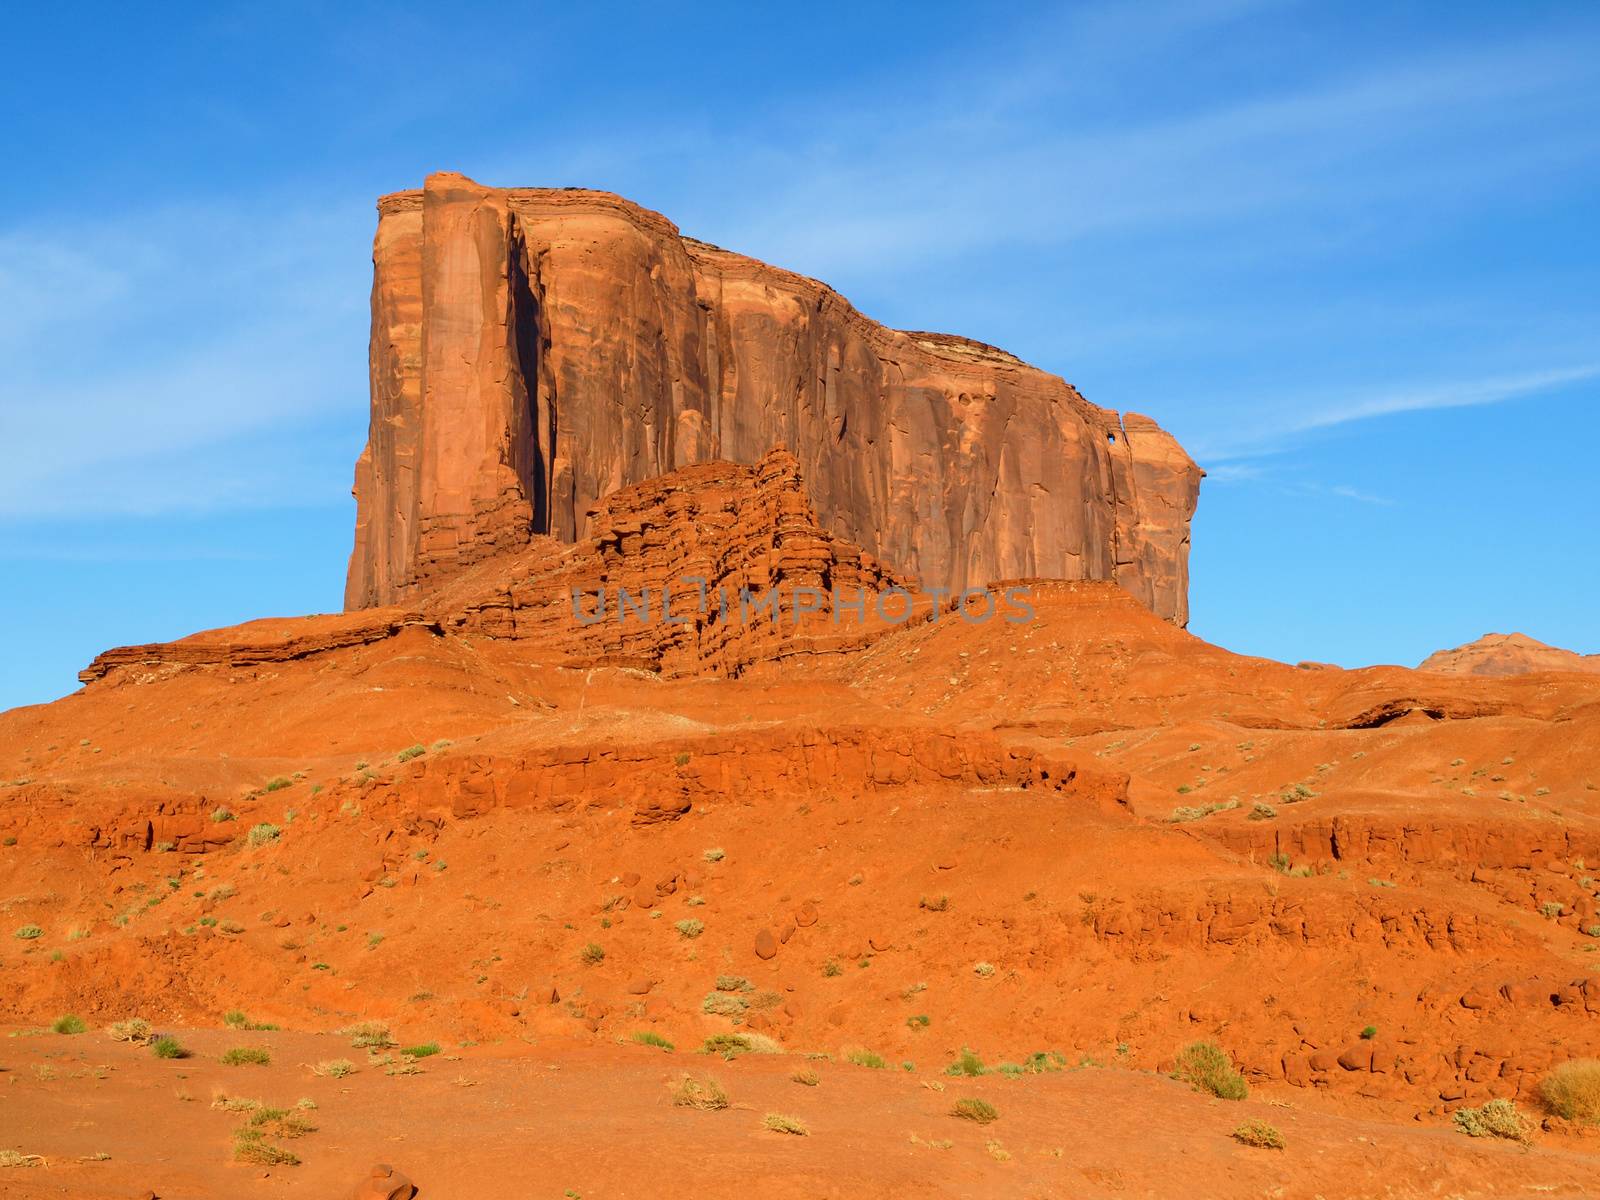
xmin=1419 ymin=632 xmax=1600 ymax=677
xmin=345 ymin=172 xmax=1202 ymax=622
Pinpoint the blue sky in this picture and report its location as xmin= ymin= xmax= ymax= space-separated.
xmin=2 ymin=0 xmax=1597 ymax=710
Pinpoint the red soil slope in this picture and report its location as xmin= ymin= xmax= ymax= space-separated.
xmin=3 ymin=456 xmax=1599 ymax=1196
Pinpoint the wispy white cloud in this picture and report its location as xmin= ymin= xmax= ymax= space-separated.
xmin=1294 ymin=364 xmax=1600 ymax=434
xmin=1193 ymin=362 xmax=1600 ymax=464
xmin=0 ymin=197 xmax=371 ymax=517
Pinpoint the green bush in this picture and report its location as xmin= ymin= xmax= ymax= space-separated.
xmin=945 ymin=1047 xmax=986 ymax=1077
xmin=1171 ymin=1041 xmax=1247 ymax=1100
xmin=52 ymin=1014 xmax=86 ymax=1035
xmin=151 ymin=1036 xmax=189 ymax=1059
xmin=222 ymin=1046 xmax=272 ymax=1066
xmin=246 ymin=823 xmax=281 ymax=848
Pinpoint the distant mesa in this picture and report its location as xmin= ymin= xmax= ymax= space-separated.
xmin=345 ymin=172 xmax=1203 ymax=624
xmin=1418 ymin=632 xmax=1600 ymax=677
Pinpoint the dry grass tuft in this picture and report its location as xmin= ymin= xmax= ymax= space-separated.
xmin=1540 ymin=1060 xmax=1600 ymax=1123
xmin=951 ymin=1097 xmax=999 ymax=1124
xmin=670 ymin=1073 xmax=729 ymax=1111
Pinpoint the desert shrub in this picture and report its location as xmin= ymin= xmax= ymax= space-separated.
xmin=791 ymin=1069 xmax=820 ymax=1086
xmin=1169 ymin=799 xmax=1239 ymax=823
xmin=846 ymin=1048 xmax=887 ymax=1069
xmin=232 ymin=1129 xmax=299 ymax=1165
xmin=973 ymin=961 xmax=996 ymax=978
xmin=763 ymin=1113 xmax=808 ymax=1135
xmin=715 ymin=975 xmax=752 ymax=993
xmin=1249 ymin=802 xmax=1276 ymax=821
xmin=396 ymin=744 xmax=426 ymax=762
xmin=401 ymin=1042 xmax=440 ymax=1059
xmin=670 ymin=1074 xmax=728 ymax=1110
xmin=906 ymin=1014 xmax=931 ymax=1030
xmin=223 ymin=1011 xmax=278 ymax=1031
xmin=945 ymin=1048 xmax=986 ymax=1077
xmin=951 ymin=1097 xmax=998 ymax=1124
xmin=631 ymin=1030 xmax=674 ymax=1051
xmin=107 ymin=1018 xmax=153 ymax=1045
xmin=993 ymin=1051 xmax=1066 ymax=1077
xmin=52 ymin=1014 xmax=86 ymax=1035
xmin=1232 ymin=1119 xmax=1284 ymax=1149
xmin=702 ymin=993 xmax=747 ymax=1017
xmin=246 ymin=823 xmax=280 ymax=848
xmin=822 ymin=959 xmax=843 ymax=977
xmin=579 ymin=942 xmax=605 ymax=965
xmin=151 ymin=1036 xmax=189 ymax=1059
xmin=341 ymin=1021 xmax=393 ymax=1049
xmin=1453 ymin=1098 xmax=1532 ymax=1143
xmin=703 ymin=848 xmax=725 ymax=863
xmin=1540 ymin=1060 xmax=1600 ymax=1123
xmin=701 ymin=1033 xmax=753 ymax=1059
xmin=1172 ymin=1041 xmax=1247 ymax=1100
xmin=249 ymin=1106 xmax=316 ymax=1138
xmin=920 ymin=895 xmax=950 ymax=912
xmin=210 ymin=808 xmax=235 ymax=822
xmin=310 ymin=1059 xmax=355 ymax=1078
xmin=0 ymin=1151 xmax=45 ymax=1167
xmin=674 ymin=919 xmax=704 ymax=939
xmin=13 ymin=924 xmax=42 ymax=940
xmin=222 ymin=1047 xmax=271 ymax=1066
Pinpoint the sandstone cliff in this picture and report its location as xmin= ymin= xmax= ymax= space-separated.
xmin=345 ymin=173 xmax=1202 ymax=622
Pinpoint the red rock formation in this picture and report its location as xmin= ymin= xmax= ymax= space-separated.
xmin=345 ymin=172 xmax=1202 ymax=623
xmin=1419 ymin=632 xmax=1600 ymax=677
xmin=85 ymin=451 xmax=923 ymax=682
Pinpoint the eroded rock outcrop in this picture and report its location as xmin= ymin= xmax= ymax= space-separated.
xmin=83 ymin=451 xmax=921 ymax=682
xmin=346 ymin=172 xmax=1202 ymax=622
xmin=1419 ymin=632 xmax=1600 ymax=677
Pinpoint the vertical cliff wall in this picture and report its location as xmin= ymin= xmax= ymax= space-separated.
xmin=346 ymin=172 xmax=1203 ymax=623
